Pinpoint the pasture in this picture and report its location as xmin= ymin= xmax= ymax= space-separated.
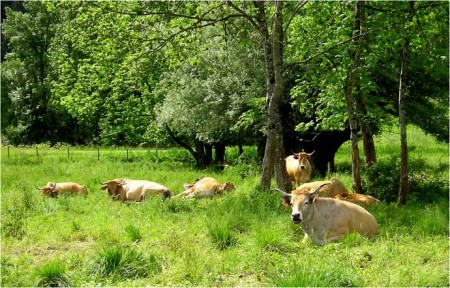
xmin=1 ymin=126 xmax=448 ymax=286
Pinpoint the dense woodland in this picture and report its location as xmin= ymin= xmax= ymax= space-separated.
xmin=1 ymin=1 xmax=448 ymax=193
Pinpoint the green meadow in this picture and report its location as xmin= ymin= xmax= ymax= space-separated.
xmin=1 ymin=126 xmax=448 ymax=286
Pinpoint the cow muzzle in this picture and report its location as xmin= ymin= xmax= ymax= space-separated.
xmin=291 ymin=212 xmax=302 ymax=223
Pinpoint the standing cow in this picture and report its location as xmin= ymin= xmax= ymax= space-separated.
xmin=174 ymin=177 xmax=234 ymax=199
xmin=285 ymin=151 xmax=314 ymax=187
xmin=35 ymin=182 xmax=88 ymax=197
xmin=276 ymin=183 xmax=379 ymax=245
xmin=101 ymin=179 xmax=171 ymax=201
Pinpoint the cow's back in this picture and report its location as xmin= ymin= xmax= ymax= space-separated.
xmin=297 ymin=178 xmax=348 ymax=198
xmin=307 ymin=198 xmax=378 ymax=244
xmin=192 ymin=177 xmax=221 ymax=197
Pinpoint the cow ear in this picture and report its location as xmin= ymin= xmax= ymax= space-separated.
xmin=309 ymin=191 xmax=319 ymax=203
xmin=281 ymin=194 xmax=291 ymax=207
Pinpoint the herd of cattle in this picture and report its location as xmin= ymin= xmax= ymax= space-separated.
xmin=34 ymin=152 xmax=380 ymax=245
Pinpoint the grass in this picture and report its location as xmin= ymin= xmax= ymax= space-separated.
xmin=1 ymin=125 xmax=448 ymax=286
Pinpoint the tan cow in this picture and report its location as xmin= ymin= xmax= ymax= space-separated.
xmin=175 ymin=177 xmax=234 ymax=199
xmin=35 ymin=182 xmax=88 ymax=197
xmin=101 ymin=179 xmax=171 ymax=201
xmin=294 ymin=178 xmax=349 ymax=198
xmin=334 ymin=192 xmax=380 ymax=207
xmin=285 ymin=151 xmax=314 ymax=187
xmin=277 ymin=183 xmax=379 ymax=245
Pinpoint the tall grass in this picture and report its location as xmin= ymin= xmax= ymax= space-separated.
xmin=1 ymin=125 xmax=448 ymax=286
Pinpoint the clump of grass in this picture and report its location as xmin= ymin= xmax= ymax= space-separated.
xmin=35 ymin=261 xmax=71 ymax=287
xmin=253 ymin=225 xmax=290 ymax=252
xmin=125 ymin=224 xmax=142 ymax=243
xmin=92 ymin=247 xmax=161 ymax=280
xmin=270 ymin=259 xmax=362 ymax=287
xmin=2 ymin=206 xmax=26 ymax=239
xmin=207 ymin=218 xmax=238 ymax=250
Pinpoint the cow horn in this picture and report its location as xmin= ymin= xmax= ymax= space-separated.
xmin=311 ymin=183 xmax=329 ymax=194
xmin=271 ymin=188 xmax=290 ymax=197
xmin=308 ymin=150 xmax=315 ymax=156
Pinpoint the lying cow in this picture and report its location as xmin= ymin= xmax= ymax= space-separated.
xmin=285 ymin=151 xmax=314 ymax=187
xmin=276 ymin=183 xmax=379 ymax=245
xmin=35 ymin=182 xmax=88 ymax=197
xmin=175 ymin=177 xmax=234 ymax=199
xmin=100 ymin=179 xmax=171 ymax=201
xmin=335 ymin=192 xmax=380 ymax=207
xmin=293 ymin=178 xmax=348 ymax=198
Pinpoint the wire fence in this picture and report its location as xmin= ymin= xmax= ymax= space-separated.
xmin=2 ymin=145 xmax=191 ymax=163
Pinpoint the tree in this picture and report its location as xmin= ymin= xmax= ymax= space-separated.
xmin=155 ymin=25 xmax=265 ymax=167
xmin=397 ymin=2 xmax=415 ymax=206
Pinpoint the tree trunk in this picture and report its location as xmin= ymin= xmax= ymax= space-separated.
xmin=214 ymin=142 xmax=225 ymax=163
xmin=271 ymin=1 xmax=291 ymax=192
xmin=343 ymin=1 xmax=364 ymax=194
xmin=352 ymin=1 xmax=377 ymax=168
xmin=398 ymin=2 xmax=414 ymax=207
xmin=254 ymin=1 xmax=289 ymax=192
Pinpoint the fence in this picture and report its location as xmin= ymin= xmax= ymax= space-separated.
xmin=2 ymin=145 xmax=190 ymax=162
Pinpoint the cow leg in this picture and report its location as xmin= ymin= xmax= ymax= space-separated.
xmin=173 ymin=189 xmax=193 ymax=198
xmin=302 ymin=233 xmax=310 ymax=243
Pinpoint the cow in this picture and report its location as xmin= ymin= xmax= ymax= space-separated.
xmin=334 ymin=192 xmax=380 ymax=207
xmin=293 ymin=178 xmax=349 ymax=198
xmin=100 ymin=179 xmax=171 ymax=201
xmin=175 ymin=177 xmax=234 ymax=199
xmin=276 ymin=183 xmax=379 ymax=245
xmin=35 ymin=182 xmax=88 ymax=197
xmin=285 ymin=151 xmax=314 ymax=187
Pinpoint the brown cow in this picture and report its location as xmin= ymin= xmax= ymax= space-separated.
xmin=35 ymin=182 xmax=88 ymax=197
xmin=276 ymin=183 xmax=379 ymax=245
xmin=175 ymin=177 xmax=234 ymax=199
xmin=285 ymin=151 xmax=314 ymax=187
xmin=101 ymin=179 xmax=171 ymax=201
xmin=334 ymin=192 xmax=380 ymax=207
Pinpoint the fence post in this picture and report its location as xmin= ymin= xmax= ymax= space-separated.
xmin=7 ymin=146 xmax=10 ymax=158
xmin=36 ymin=146 xmax=39 ymax=158
xmin=98 ymin=147 xmax=100 ymax=161
xmin=127 ymin=148 xmax=129 ymax=161
xmin=67 ymin=146 xmax=70 ymax=160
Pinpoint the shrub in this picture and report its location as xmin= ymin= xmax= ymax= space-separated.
xmin=363 ymin=157 xmax=448 ymax=203
xmin=35 ymin=261 xmax=71 ymax=287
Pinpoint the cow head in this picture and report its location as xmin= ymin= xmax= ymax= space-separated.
xmin=293 ymin=151 xmax=314 ymax=171
xmin=219 ymin=181 xmax=235 ymax=195
xmin=274 ymin=183 xmax=328 ymax=224
xmin=35 ymin=182 xmax=57 ymax=197
xmin=101 ymin=179 xmax=125 ymax=200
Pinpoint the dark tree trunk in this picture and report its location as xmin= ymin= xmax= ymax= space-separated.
xmin=398 ymin=2 xmax=415 ymax=207
xmin=214 ymin=143 xmax=225 ymax=163
xmin=287 ymin=129 xmax=351 ymax=176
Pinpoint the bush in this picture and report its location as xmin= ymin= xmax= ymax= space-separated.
xmin=363 ymin=157 xmax=448 ymax=203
